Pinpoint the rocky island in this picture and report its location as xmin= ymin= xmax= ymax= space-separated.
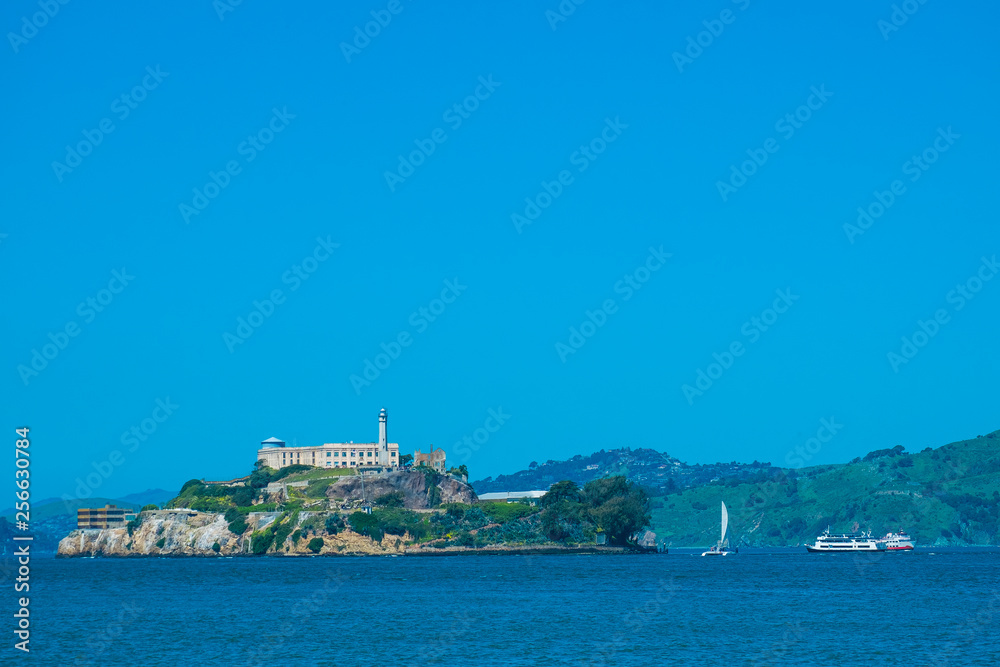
xmin=57 ymin=465 xmax=651 ymax=558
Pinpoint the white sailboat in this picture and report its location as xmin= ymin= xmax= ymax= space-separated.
xmin=701 ymin=501 xmax=737 ymax=556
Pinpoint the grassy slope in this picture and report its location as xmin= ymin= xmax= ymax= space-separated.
xmin=281 ymin=467 xmax=356 ymax=483
xmin=650 ymin=431 xmax=1000 ymax=547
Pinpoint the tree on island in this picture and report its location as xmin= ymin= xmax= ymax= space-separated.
xmin=399 ymin=454 xmax=413 ymax=467
xmin=539 ymin=476 xmax=650 ymax=546
xmin=582 ymin=477 xmax=651 ymax=544
xmin=542 ymin=480 xmax=582 ymax=506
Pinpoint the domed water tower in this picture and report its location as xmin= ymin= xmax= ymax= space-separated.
xmin=260 ymin=437 xmax=285 ymax=449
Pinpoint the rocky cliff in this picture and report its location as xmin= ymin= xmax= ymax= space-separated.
xmin=58 ymin=510 xmax=235 ymax=557
xmin=58 ymin=468 xmax=484 ymax=557
xmin=56 ymin=509 xmax=401 ymax=558
xmin=324 ymin=469 xmax=476 ymax=508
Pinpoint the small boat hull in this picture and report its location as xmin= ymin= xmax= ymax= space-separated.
xmin=701 ymin=548 xmax=736 ymax=557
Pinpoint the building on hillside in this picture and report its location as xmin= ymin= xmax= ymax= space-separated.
xmin=77 ymin=504 xmax=128 ymax=529
xmin=478 ymin=490 xmax=547 ymax=504
xmin=413 ymin=446 xmax=446 ymax=471
xmin=256 ymin=408 xmax=399 ymax=470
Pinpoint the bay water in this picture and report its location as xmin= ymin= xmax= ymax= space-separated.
xmin=25 ymin=549 xmax=1000 ymax=665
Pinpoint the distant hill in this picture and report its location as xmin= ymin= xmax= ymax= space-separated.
xmin=472 ymin=448 xmax=777 ymax=494
xmin=473 ymin=431 xmax=1000 ymax=547
xmin=654 ymin=431 xmax=1000 ymax=547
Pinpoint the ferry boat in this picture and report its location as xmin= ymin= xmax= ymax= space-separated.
xmin=805 ymin=529 xmax=886 ymax=553
xmin=881 ymin=531 xmax=915 ymax=551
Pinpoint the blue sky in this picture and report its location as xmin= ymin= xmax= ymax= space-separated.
xmin=3 ymin=0 xmax=998 ymax=501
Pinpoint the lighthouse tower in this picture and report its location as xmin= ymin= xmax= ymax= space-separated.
xmin=378 ymin=408 xmax=388 ymax=466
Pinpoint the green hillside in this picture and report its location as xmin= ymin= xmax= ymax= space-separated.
xmin=651 ymin=431 xmax=1000 ymax=547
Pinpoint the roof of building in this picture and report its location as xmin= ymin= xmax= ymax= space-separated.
xmin=261 ymin=437 xmax=284 ymax=444
xmin=258 ymin=441 xmax=399 ymax=450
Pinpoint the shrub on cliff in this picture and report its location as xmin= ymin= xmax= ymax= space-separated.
xmin=251 ymin=530 xmax=275 ymax=554
xmin=141 ymin=504 xmax=158 ymax=512
xmin=376 ymin=508 xmax=429 ymax=539
xmin=349 ymin=511 xmax=379 ymax=534
xmin=325 ymin=514 xmax=345 ymax=535
xmin=349 ymin=511 xmax=385 ymax=542
xmin=307 ymin=537 xmax=324 ymax=553
xmin=423 ymin=471 xmax=443 ymax=507
xmin=180 ymin=479 xmax=204 ymax=494
xmin=274 ymin=522 xmax=294 ymax=548
xmin=227 ymin=514 xmax=248 ymax=536
xmin=542 ymin=510 xmax=574 ymax=542
xmin=441 ymin=503 xmax=468 ymax=520
xmin=211 ymin=542 xmax=221 ymax=553
xmin=231 ymin=488 xmax=253 ymax=507
xmin=155 ymin=538 xmax=166 ymax=549
xmin=250 ymin=464 xmax=313 ymax=489
xmin=462 ymin=506 xmax=488 ymax=529
xmin=249 ymin=467 xmax=275 ymax=489
xmin=272 ymin=512 xmax=298 ymax=550
xmin=190 ymin=496 xmax=233 ymax=513
xmin=375 ymin=491 xmax=405 ymax=508
xmin=453 ymin=531 xmax=475 ymax=547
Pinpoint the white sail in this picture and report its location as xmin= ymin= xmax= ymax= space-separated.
xmin=720 ymin=501 xmax=729 ymax=547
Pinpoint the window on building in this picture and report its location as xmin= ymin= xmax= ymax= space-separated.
xmin=327 ymin=452 xmax=331 ymax=457
xmin=367 ymin=451 xmax=372 ymax=457
xmin=351 ymin=452 xmax=356 ymax=457
xmin=391 ymin=452 xmax=396 ymax=457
